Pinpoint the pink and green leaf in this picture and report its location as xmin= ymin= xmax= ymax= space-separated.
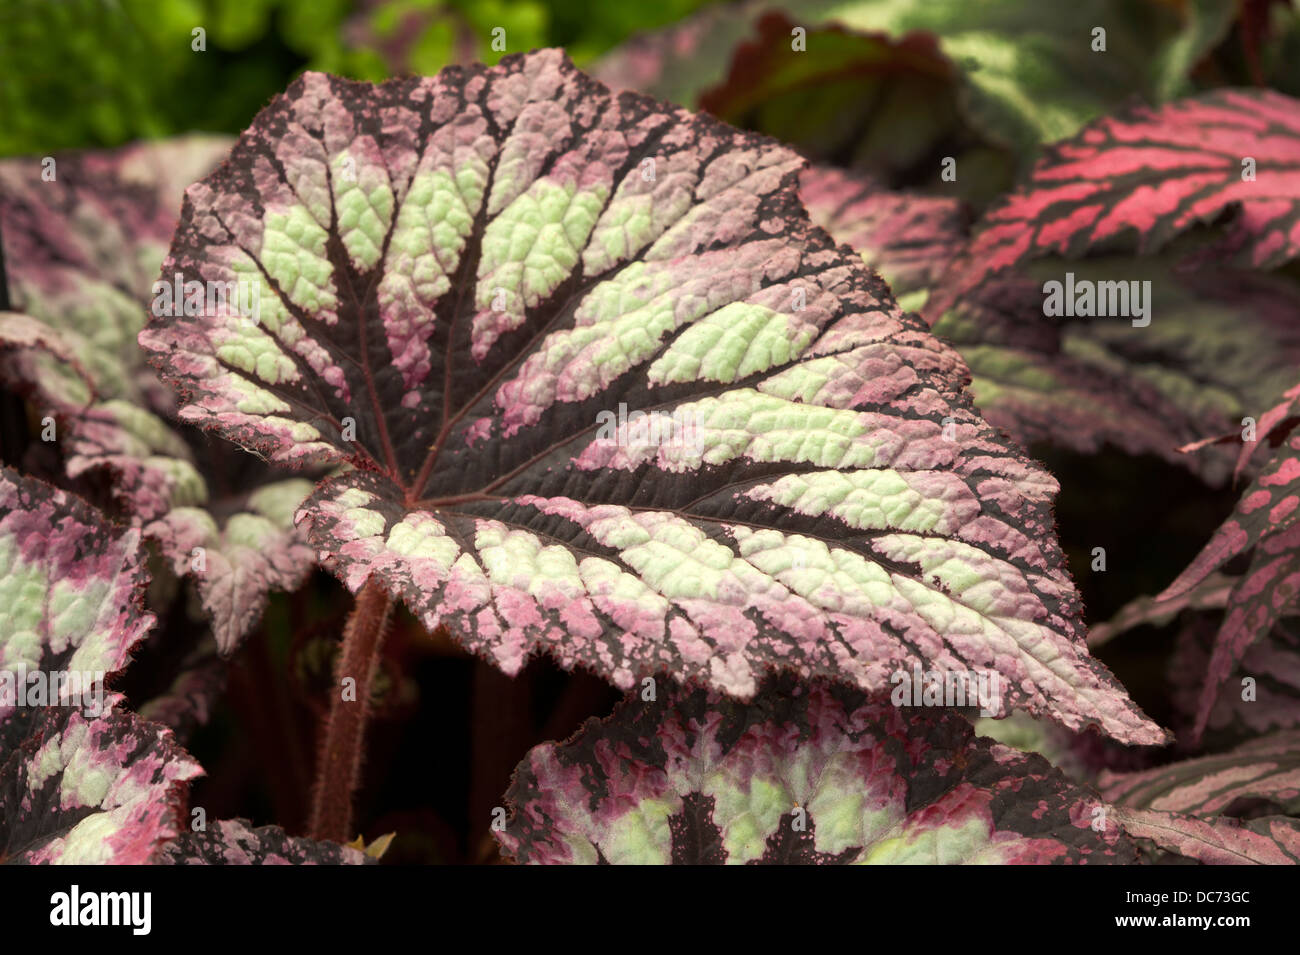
xmin=146 ymin=478 xmax=316 ymax=655
xmin=0 ymin=466 xmax=153 ymax=689
xmin=141 ymin=50 xmax=1162 ymax=743
xmin=1 ymin=141 xmax=317 ymax=652
xmin=497 ymin=678 xmax=1138 ymax=864
xmin=0 ymin=467 xmax=201 ymax=863
xmin=0 ymin=707 xmax=201 ymax=864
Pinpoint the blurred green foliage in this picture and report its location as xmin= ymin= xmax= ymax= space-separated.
xmin=0 ymin=0 xmax=718 ymax=157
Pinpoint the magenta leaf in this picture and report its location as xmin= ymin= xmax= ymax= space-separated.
xmin=1101 ymin=732 xmax=1300 ymax=864
xmin=0 ymin=467 xmax=202 ymax=863
xmin=497 ymin=677 xmax=1138 ymax=864
xmin=1170 ymin=618 xmax=1300 ymax=741
xmin=1106 ymin=808 xmax=1300 ymax=864
xmin=159 ymin=819 xmax=370 ymax=865
xmin=139 ymin=50 xmax=1161 ymax=743
xmin=929 ymin=90 xmax=1300 ymax=319
xmin=802 ymin=165 xmax=1300 ymax=484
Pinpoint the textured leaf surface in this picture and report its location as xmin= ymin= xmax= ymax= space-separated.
xmin=146 ymin=478 xmax=316 ymax=654
xmin=497 ymin=678 xmax=1138 ymax=864
xmin=159 ymin=819 xmax=370 ymax=865
xmin=142 ymin=51 xmax=1160 ymax=742
xmin=1101 ymin=733 xmax=1300 ymax=864
xmin=0 ymin=466 xmax=152 ymax=697
xmin=0 ymin=467 xmax=201 ymax=864
xmin=799 ymin=165 xmax=965 ymax=303
xmin=930 ymin=90 xmax=1300 ymax=318
xmin=0 ymin=139 xmax=317 ymax=652
xmin=0 ymin=707 xmax=201 ymax=864
xmin=1108 ymin=807 xmax=1300 ymax=864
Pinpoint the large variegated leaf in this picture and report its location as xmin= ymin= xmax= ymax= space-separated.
xmin=497 ymin=678 xmax=1139 ymax=864
xmin=141 ymin=50 xmax=1161 ymax=742
xmin=1101 ymin=732 xmax=1300 ymax=864
xmin=930 ymin=90 xmax=1300 ymax=318
xmin=0 ymin=139 xmax=317 ymax=654
xmin=0 ymin=467 xmax=202 ymax=863
xmin=159 ymin=819 xmax=370 ymax=865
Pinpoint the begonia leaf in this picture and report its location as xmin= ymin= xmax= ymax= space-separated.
xmin=497 ymin=678 xmax=1139 ymax=864
xmin=140 ymin=51 xmax=1162 ymax=742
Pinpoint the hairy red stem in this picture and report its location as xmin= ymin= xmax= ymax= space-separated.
xmin=308 ymin=577 xmax=394 ymax=843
